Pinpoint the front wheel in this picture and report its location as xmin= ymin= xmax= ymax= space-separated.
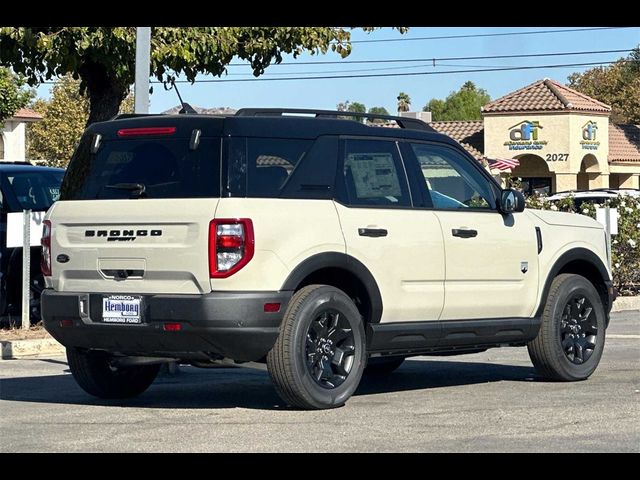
xmin=267 ymin=285 xmax=366 ymax=410
xmin=527 ymin=274 xmax=606 ymax=381
xmin=67 ymin=348 xmax=160 ymax=399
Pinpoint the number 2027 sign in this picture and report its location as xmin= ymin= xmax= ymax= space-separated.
xmin=545 ymin=154 xmax=568 ymax=162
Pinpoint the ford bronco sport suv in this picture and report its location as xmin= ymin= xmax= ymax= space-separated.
xmin=41 ymin=109 xmax=615 ymax=410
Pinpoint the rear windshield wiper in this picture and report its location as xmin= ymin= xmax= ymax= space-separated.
xmin=104 ymin=183 xmax=146 ymax=198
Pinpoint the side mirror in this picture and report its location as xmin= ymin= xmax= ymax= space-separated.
xmin=499 ymin=189 xmax=525 ymax=214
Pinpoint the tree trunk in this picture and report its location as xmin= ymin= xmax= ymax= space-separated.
xmin=79 ymin=61 xmax=128 ymax=126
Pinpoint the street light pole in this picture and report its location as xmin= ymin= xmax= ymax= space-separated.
xmin=134 ymin=27 xmax=151 ymax=114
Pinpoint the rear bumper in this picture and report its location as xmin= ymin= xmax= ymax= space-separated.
xmin=41 ymin=289 xmax=292 ymax=362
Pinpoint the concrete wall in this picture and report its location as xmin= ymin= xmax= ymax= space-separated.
xmin=0 ymin=120 xmax=26 ymax=161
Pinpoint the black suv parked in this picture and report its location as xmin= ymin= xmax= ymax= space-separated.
xmin=1 ymin=162 xmax=64 ymax=320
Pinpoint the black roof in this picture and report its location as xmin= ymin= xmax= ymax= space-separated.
xmin=0 ymin=163 xmax=64 ymax=174
xmin=88 ymin=112 xmax=458 ymax=148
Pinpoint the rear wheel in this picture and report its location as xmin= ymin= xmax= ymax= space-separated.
xmin=67 ymin=348 xmax=160 ymax=399
xmin=267 ymin=285 xmax=366 ymax=410
xmin=528 ymin=274 xmax=606 ymax=381
xmin=365 ymin=356 xmax=405 ymax=374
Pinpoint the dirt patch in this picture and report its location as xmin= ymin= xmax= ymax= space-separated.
xmin=0 ymin=325 xmax=51 ymax=341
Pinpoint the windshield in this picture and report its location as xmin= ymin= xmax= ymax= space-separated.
xmin=4 ymin=170 xmax=64 ymax=211
xmin=61 ymin=134 xmax=221 ymax=200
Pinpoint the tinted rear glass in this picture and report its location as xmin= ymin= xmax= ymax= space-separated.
xmin=226 ymin=137 xmax=313 ymax=197
xmin=4 ymin=170 xmax=64 ymax=211
xmin=61 ymin=135 xmax=220 ymax=200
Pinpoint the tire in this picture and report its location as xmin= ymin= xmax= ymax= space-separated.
xmin=365 ymin=356 xmax=405 ymax=374
xmin=527 ymin=274 xmax=606 ymax=381
xmin=67 ymin=348 xmax=160 ymax=399
xmin=267 ymin=284 xmax=366 ymax=410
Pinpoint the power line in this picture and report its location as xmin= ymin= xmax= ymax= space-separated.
xmin=224 ymin=48 xmax=635 ymax=67
xmin=221 ymin=49 xmax=630 ymax=76
xmin=344 ymin=27 xmax=634 ymax=44
xmin=151 ymin=60 xmax=638 ymax=84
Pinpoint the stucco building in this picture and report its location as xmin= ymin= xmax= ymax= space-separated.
xmin=430 ymin=79 xmax=640 ymax=195
xmin=0 ymin=108 xmax=43 ymax=162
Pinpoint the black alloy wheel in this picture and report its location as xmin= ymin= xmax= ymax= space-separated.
xmin=305 ymin=309 xmax=356 ymax=389
xmin=559 ymin=295 xmax=598 ymax=365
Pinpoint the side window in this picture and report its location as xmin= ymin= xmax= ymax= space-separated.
xmin=410 ymin=143 xmax=495 ymax=210
xmin=340 ymin=139 xmax=411 ymax=207
xmin=227 ymin=137 xmax=312 ymax=197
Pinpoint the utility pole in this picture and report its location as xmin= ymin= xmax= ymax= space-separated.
xmin=134 ymin=27 xmax=151 ymax=114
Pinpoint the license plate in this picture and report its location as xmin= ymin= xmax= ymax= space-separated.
xmin=102 ymin=295 xmax=142 ymax=324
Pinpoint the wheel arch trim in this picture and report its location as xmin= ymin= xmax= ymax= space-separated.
xmin=535 ymin=247 xmax=611 ymax=318
xmin=281 ymin=252 xmax=383 ymax=323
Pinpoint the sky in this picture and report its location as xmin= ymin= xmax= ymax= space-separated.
xmin=34 ymin=26 xmax=640 ymax=115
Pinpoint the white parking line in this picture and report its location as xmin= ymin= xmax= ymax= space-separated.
xmin=608 ymin=334 xmax=640 ymax=339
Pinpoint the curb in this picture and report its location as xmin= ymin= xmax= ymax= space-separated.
xmin=0 ymin=337 xmax=65 ymax=360
xmin=612 ymin=296 xmax=640 ymax=313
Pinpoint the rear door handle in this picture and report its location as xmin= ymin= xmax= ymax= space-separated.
xmin=451 ymin=228 xmax=477 ymax=238
xmin=358 ymin=228 xmax=388 ymax=238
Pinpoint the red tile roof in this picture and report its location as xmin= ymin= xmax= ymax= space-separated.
xmin=482 ymin=79 xmax=611 ymax=114
xmin=429 ymin=121 xmax=485 ymax=161
xmin=609 ymin=123 xmax=640 ymax=163
xmin=11 ymin=108 xmax=43 ymax=121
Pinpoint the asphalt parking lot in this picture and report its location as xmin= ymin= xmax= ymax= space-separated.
xmin=1 ymin=311 xmax=638 ymax=452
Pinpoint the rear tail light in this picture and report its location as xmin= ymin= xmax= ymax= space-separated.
xmin=41 ymin=220 xmax=52 ymax=277
xmin=209 ymin=218 xmax=254 ymax=278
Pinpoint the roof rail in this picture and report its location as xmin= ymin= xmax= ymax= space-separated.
xmin=235 ymin=108 xmax=435 ymax=132
xmin=111 ymin=113 xmax=160 ymax=120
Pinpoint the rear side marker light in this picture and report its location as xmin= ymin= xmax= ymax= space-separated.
xmin=264 ymin=303 xmax=281 ymax=313
xmin=59 ymin=320 xmax=74 ymax=328
xmin=209 ymin=219 xmax=255 ymax=278
xmin=117 ymin=127 xmax=176 ymax=137
xmin=163 ymin=323 xmax=182 ymax=332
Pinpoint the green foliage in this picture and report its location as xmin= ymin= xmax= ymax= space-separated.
xmin=397 ymin=92 xmax=411 ymax=112
xmin=568 ymin=46 xmax=640 ymax=124
xmin=336 ymin=100 xmax=367 ymax=123
xmin=367 ymin=106 xmax=391 ymax=124
xmin=368 ymin=106 xmax=389 ymax=116
xmin=0 ymin=67 xmax=33 ymax=126
xmin=28 ymin=75 xmax=134 ymax=168
xmin=0 ymin=27 xmax=407 ymax=125
xmin=348 ymin=101 xmax=366 ymax=114
xmin=525 ymin=193 xmax=640 ymax=294
xmin=424 ymin=81 xmax=490 ymax=121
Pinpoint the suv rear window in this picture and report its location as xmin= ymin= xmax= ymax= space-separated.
xmin=226 ymin=137 xmax=313 ymax=197
xmin=61 ymin=135 xmax=220 ymax=200
xmin=4 ymin=170 xmax=64 ymax=211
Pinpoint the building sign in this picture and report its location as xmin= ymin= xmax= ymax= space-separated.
xmin=581 ymin=121 xmax=600 ymax=150
xmin=504 ymin=120 xmax=548 ymax=151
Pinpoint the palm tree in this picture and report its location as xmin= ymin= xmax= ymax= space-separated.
xmin=397 ymin=92 xmax=411 ymax=113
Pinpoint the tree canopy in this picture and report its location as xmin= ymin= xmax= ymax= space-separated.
xmin=368 ymin=106 xmax=389 ymax=116
xmin=337 ymin=100 xmax=367 ymax=122
xmin=28 ymin=75 xmax=133 ymax=167
xmin=424 ymin=81 xmax=490 ymax=121
xmin=397 ymin=92 xmax=411 ymax=112
xmin=568 ymin=46 xmax=640 ymax=124
xmin=0 ymin=27 xmax=406 ymax=125
xmin=0 ymin=67 xmax=33 ymax=126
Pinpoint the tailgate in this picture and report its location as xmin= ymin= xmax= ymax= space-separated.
xmin=47 ymin=198 xmax=219 ymax=294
